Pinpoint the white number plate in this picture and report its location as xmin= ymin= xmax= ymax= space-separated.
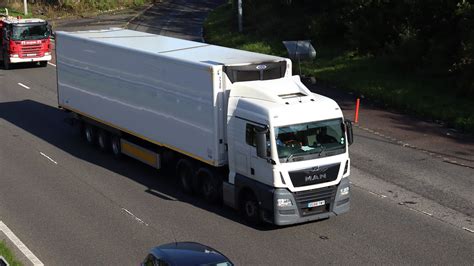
xmin=27 ymin=54 xmax=37 ymax=57
xmin=308 ymin=200 xmax=325 ymax=208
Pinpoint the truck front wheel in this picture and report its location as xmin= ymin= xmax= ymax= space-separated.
xmin=241 ymin=192 xmax=261 ymax=224
xmin=39 ymin=61 xmax=48 ymax=67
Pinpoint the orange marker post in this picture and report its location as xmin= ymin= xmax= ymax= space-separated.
xmin=354 ymin=98 xmax=360 ymax=123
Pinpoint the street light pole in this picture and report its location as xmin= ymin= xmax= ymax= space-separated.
xmin=24 ymin=0 xmax=28 ymax=15
xmin=238 ymin=0 xmax=242 ymax=32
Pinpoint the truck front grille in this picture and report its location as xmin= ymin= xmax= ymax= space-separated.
xmin=289 ymin=163 xmax=340 ymax=187
xmin=20 ymin=44 xmax=42 ymax=57
xmin=293 ymin=185 xmax=337 ymax=216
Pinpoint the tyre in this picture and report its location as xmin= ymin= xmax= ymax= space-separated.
xmin=240 ymin=191 xmax=260 ymax=224
xmin=97 ymin=130 xmax=110 ymax=151
xmin=111 ymin=135 xmax=122 ymax=158
xmin=198 ymin=168 xmax=221 ymax=203
xmin=84 ymin=124 xmax=96 ymax=145
xmin=39 ymin=61 xmax=48 ymax=67
xmin=176 ymin=159 xmax=195 ymax=194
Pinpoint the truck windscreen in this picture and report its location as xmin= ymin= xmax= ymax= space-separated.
xmin=275 ymin=118 xmax=346 ymax=162
xmin=12 ymin=23 xmax=50 ymax=41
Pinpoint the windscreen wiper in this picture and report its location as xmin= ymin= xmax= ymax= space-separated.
xmin=318 ymin=144 xmax=326 ymax=157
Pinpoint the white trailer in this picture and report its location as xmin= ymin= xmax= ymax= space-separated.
xmin=56 ymin=28 xmax=353 ymax=225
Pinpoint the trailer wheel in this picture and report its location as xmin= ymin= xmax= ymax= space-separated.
xmin=240 ymin=191 xmax=261 ymax=224
xmin=198 ymin=168 xmax=221 ymax=203
xmin=3 ymin=53 xmax=10 ymax=70
xmin=97 ymin=130 xmax=110 ymax=151
xmin=177 ymin=159 xmax=195 ymax=194
xmin=39 ymin=61 xmax=48 ymax=67
xmin=111 ymin=136 xmax=122 ymax=158
xmin=84 ymin=124 xmax=96 ymax=145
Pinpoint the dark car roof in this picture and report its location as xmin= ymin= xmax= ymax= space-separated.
xmin=150 ymin=242 xmax=232 ymax=266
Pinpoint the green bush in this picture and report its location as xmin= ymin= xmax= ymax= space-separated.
xmin=206 ymin=2 xmax=474 ymax=133
xmin=234 ymin=0 xmax=474 ymax=99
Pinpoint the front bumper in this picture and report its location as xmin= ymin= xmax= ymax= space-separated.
xmin=272 ymin=178 xmax=350 ymax=226
xmin=10 ymin=55 xmax=51 ymax=63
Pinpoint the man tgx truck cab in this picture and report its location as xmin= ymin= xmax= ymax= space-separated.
xmin=0 ymin=13 xmax=52 ymax=69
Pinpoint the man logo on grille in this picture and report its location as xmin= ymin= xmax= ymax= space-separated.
xmin=305 ymin=173 xmax=327 ymax=182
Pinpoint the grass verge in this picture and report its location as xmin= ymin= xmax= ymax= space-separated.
xmin=0 ymin=240 xmax=22 ymax=266
xmin=204 ymin=4 xmax=474 ymax=134
xmin=1 ymin=0 xmax=151 ymax=20
xmin=0 ymin=8 xmax=34 ymax=19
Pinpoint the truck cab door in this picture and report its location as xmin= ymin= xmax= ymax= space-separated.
xmin=227 ymin=117 xmax=252 ymax=180
xmin=247 ymin=124 xmax=274 ymax=186
xmin=227 ymin=114 xmax=274 ymax=185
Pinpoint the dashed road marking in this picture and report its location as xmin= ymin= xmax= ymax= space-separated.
xmin=18 ymin=83 xmax=30 ymax=90
xmin=0 ymin=221 xmax=44 ymax=266
xmin=421 ymin=211 xmax=433 ymax=216
xmin=39 ymin=152 xmax=58 ymax=164
xmin=463 ymin=227 xmax=474 ymax=233
xmin=47 ymin=62 xmax=56 ymax=67
xmin=121 ymin=208 xmax=149 ymax=226
xmin=367 ymin=190 xmax=387 ymax=198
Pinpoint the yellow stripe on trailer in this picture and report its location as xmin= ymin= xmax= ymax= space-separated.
xmin=121 ymin=139 xmax=160 ymax=169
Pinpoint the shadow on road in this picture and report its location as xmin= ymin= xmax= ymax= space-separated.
xmin=0 ymin=99 xmax=295 ymax=230
xmin=1 ymin=62 xmax=47 ymax=70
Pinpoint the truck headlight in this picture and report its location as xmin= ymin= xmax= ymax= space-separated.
xmin=45 ymin=52 xmax=51 ymax=56
xmin=340 ymin=187 xmax=349 ymax=196
xmin=11 ymin=54 xmax=19 ymax=58
xmin=277 ymin=198 xmax=293 ymax=207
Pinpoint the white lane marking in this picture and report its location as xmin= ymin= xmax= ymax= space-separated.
xmin=463 ymin=227 xmax=474 ymax=233
xmin=147 ymin=189 xmax=178 ymax=201
xmin=121 ymin=208 xmax=149 ymax=226
xmin=367 ymin=190 xmax=387 ymax=198
xmin=421 ymin=211 xmax=433 ymax=216
xmin=39 ymin=152 xmax=58 ymax=164
xmin=0 ymin=221 xmax=44 ymax=266
xmin=18 ymin=83 xmax=30 ymax=90
xmin=47 ymin=62 xmax=56 ymax=67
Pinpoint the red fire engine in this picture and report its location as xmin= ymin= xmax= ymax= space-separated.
xmin=1 ymin=14 xmax=52 ymax=69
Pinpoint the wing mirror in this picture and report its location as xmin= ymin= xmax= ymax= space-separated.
xmin=255 ymin=125 xmax=269 ymax=158
xmin=344 ymin=120 xmax=354 ymax=146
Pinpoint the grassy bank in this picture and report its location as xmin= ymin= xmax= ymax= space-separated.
xmin=1 ymin=0 xmax=151 ymax=19
xmin=204 ymin=4 xmax=474 ymax=133
xmin=0 ymin=240 xmax=22 ymax=266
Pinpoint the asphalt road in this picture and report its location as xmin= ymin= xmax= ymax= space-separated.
xmin=1 ymin=1 xmax=473 ymax=265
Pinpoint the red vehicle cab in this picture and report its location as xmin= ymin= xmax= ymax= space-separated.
xmin=0 ymin=15 xmax=52 ymax=69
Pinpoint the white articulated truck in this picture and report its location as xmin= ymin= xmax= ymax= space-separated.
xmin=56 ymin=28 xmax=353 ymax=226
